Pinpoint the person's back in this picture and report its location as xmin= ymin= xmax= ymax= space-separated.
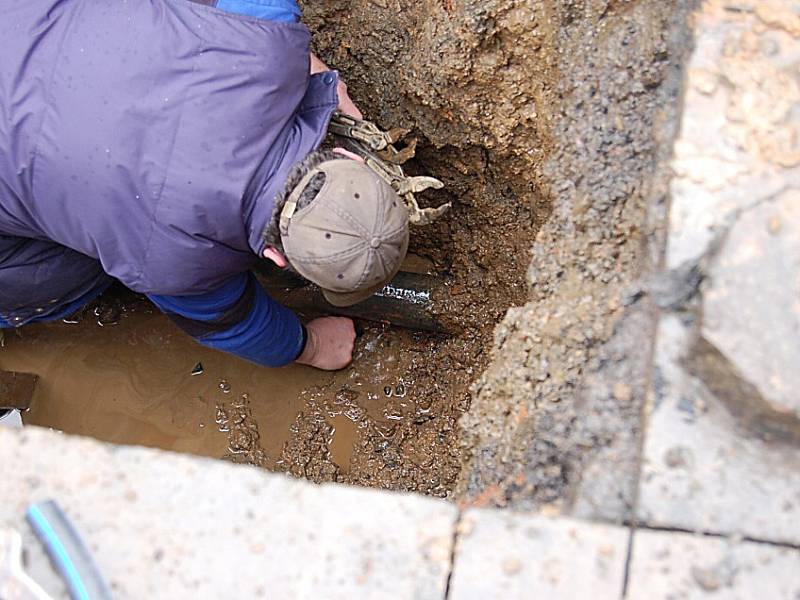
xmin=0 ymin=0 xmax=324 ymax=305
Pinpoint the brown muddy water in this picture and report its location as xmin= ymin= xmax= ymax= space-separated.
xmin=0 ymin=295 xmax=324 ymax=462
xmin=0 ymin=289 xmax=450 ymax=484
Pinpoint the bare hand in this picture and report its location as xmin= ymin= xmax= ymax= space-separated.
xmin=335 ymin=80 xmax=363 ymax=120
xmin=310 ymin=52 xmax=363 ymax=120
xmin=295 ymin=317 xmax=356 ymax=370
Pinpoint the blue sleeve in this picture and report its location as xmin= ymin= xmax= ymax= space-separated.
xmin=215 ymin=0 xmax=301 ymax=22
xmin=148 ymin=273 xmax=305 ymax=368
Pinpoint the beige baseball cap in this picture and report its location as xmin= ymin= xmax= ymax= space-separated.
xmin=279 ymin=159 xmax=409 ymax=307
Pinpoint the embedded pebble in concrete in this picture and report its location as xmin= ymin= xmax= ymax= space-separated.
xmin=627 ymin=529 xmax=800 ymax=600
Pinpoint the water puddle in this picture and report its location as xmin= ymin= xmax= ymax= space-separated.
xmin=0 ymin=296 xmax=332 ymax=463
xmin=328 ymin=414 xmax=357 ymax=472
xmin=0 ymin=291 xmax=431 ymax=485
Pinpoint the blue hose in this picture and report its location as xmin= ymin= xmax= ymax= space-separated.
xmin=26 ymin=500 xmax=112 ymax=600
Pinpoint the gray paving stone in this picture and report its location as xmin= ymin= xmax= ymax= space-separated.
xmin=627 ymin=529 xmax=800 ymax=600
xmin=639 ymin=0 xmax=800 ymax=547
xmin=449 ymin=510 xmax=627 ymax=599
xmin=665 ymin=0 xmax=800 ymax=272
xmin=638 ymin=315 xmax=800 ymax=545
xmin=0 ymin=426 xmax=457 ymax=600
xmin=702 ymin=188 xmax=800 ymax=424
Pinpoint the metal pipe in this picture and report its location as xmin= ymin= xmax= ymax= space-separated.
xmin=255 ymin=268 xmax=449 ymax=333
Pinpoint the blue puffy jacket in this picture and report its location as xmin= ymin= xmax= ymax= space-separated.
xmin=0 ymin=0 xmax=339 ymax=366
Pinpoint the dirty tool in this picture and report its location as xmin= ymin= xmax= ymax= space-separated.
xmin=329 ymin=112 xmax=451 ymax=226
xmin=0 ymin=370 xmax=38 ymax=412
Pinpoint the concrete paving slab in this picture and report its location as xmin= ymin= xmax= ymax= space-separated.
xmin=661 ymin=0 xmax=800 ymax=435
xmin=665 ymin=0 xmax=800 ymax=272
xmin=639 ymin=0 xmax=800 ymax=548
xmin=0 ymin=426 xmax=457 ymax=600
xmin=638 ymin=315 xmax=800 ymax=545
xmin=627 ymin=529 xmax=800 ymax=599
xmin=701 ymin=188 xmax=800 ymax=428
xmin=448 ymin=510 xmax=627 ymax=599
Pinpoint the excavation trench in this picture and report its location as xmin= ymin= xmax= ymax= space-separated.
xmin=0 ymin=188 xmax=535 ymax=496
xmin=1 ymin=0 xmax=693 ymax=506
xmin=0 ymin=127 xmax=540 ymax=498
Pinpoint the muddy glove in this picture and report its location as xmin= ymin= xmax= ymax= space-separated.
xmin=329 ymin=112 xmax=451 ymax=226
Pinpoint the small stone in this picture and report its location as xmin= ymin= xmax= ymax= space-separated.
xmin=456 ymin=516 xmax=475 ymax=537
xmin=219 ymin=380 xmax=231 ymax=394
xmin=664 ymin=446 xmax=693 ymax=469
xmin=250 ymin=542 xmax=266 ymax=554
xmin=691 ymin=68 xmax=719 ymax=95
xmin=191 ymin=362 xmax=204 ymax=376
xmin=613 ymin=383 xmax=632 ymax=403
xmin=502 ymin=557 xmax=523 ymax=575
xmin=598 ymin=544 xmax=615 ymax=558
xmin=691 ymin=565 xmax=722 ymax=591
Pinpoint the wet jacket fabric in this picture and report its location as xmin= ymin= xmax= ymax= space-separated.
xmin=0 ymin=0 xmax=338 ymax=366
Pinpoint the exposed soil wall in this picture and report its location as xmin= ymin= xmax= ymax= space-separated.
xmin=455 ymin=0 xmax=697 ymax=515
xmin=301 ymin=0 xmax=697 ymax=508
xmin=13 ymin=1 xmax=697 ymax=503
